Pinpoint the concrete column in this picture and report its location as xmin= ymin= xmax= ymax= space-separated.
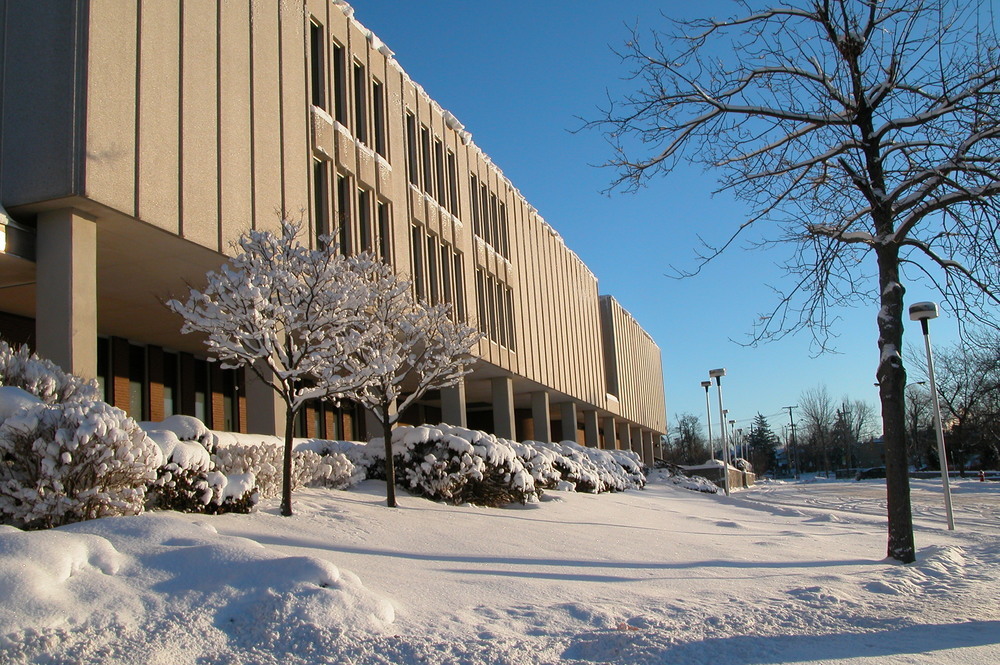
xmin=559 ymin=402 xmax=578 ymax=443
xmin=642 ymin=430 xmax=655 ymax=466
xmin=619 ymin=422 xmax=632 ymax=452
xmin=630 ymin=425 xmax=642 ymax=457
xmin=441 ymin=380 xmax=467 ymax=427
xmin=491 ymin=376 xmax=514 ymax=440
xmin=35 ymin=208 xmax=97 ymax=378
xmin=245 ymin=363 xmax=285 ymax=436
xmin=531 ymin=390 xmax=551 ymax=442
xmin=602 ymin=416 xmax=617 ymax=450
xmin=583 ymin=409 xmax=600 ymax=448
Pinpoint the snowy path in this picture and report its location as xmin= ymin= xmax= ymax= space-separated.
xmin=2 ymin=476 xmax=999 ymax=664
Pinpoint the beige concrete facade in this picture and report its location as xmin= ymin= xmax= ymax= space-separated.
xmin=0 ymin=0 xmax=667 ymax=460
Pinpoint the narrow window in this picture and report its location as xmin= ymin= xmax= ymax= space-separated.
xmin=353 ymin=62 xmax=368 ymax=144
xmin=194 ymin=359 xmax=208 ymax=425
xmin=377 ymin=201 xmax=391 ymax=263
xmin=447 ymin=151 xmax=458 ymax=215
xmin=498 ymin=201 xmax=510 ymax=258
xmin=96 ymin=337 xmax=110 ymax=402
xmin=489 ymin=193 xmax=499 ymax=250
xmin=495 ymin=280 xmax=507 ymax=348
xmin=470 ymin=175 xmax=481 ymax=237
xmin=505 ymin=284 xmax=516 ymax=351
xmin=358 ymin=188 xmax=372 ymax=253
xmin=475 ymin=269 xmax=487 ymax=335
xmin=163 ymin=352 xmax=179 ymax=417
xmin=441 ymin=245 xmax=453 ymax=309
xmin=427 ymin=236 xmax=440 ymax=305
xmin=313 ymin=159 xmax=330 ymax=240
xmin=372 ymin=79 xmax=387 ymax=157
xmin=453 ymin=254 xmax=466 ymax=321
xmin=434 ymin=139 xmax=445 ymax=205
xmin=480 ymin=182 xmax=490 ymax=242
xmin=411 ymin=226 xmax=425 ymax=302
xmin=129 ymin=344 xmax=147 ymax=421
xmin=420 ymin=126 xmax=433 ymax=195
xmin=337 ymin=173 xmax=351 ymax=254
xmin=332 ymin=43 xmax=346 ymax=123
xmin=486 ymin=274 xmax=498 ymax=343
xmin=222 ymin=369 xmax=237 ymax=432
xmin=309 ymin=21 xmax=326 ymax=109
xmin=406 ymin=113 xmax=419 ymax=186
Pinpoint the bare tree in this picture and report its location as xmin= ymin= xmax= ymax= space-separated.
xmin=667 ymin=412 xmax=708 ymax=464
xmin=800 ymin=385 xmax=837 ymax=475
xmin=167 ymin=219 xmax=371 ymax=516
xmin=908 ymin=328 xmax=1000 ymax=471
xmin=343 ymin=255 xmax=481 ymax=508
xmin=594 ymin=0 xmax=1000 ymax=562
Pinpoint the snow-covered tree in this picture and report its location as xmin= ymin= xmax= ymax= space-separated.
xmin=343 ymin=255 xmax=481 ymax=507
xmin=166 ymin=219 xmax=369 ymax=516
xmin=593 ymin=0 xmax=1000 ymax=562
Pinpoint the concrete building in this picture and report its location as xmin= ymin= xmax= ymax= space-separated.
xmin=0 ymin=0 xmax=666 ymax=460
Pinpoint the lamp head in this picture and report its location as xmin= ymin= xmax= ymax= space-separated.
xmin=908 ymin=301 xmax=939 ymax=321
xmin=700 ymin=380 xmax=711 ymax=389
xmin=708 ymin=368 xmax=726 ymax=378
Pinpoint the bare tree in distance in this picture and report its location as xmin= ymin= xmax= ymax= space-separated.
xmin=592 ymin=0 xmax=1000 ymax=562
xmin=800 ymin=385 xmax=837 ymax=475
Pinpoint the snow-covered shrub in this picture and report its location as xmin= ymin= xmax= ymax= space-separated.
xmin=0 ymin=341 xmax=100 ymax=405
xmin=647 ymin=467 xmax=719 ymax=494
xmin=212 ymin=442 xmax=356 ymax=499
xmin=532 ymin=440 xmax=645 ymax=493
xmin=0 ymin=400 xmax=161 ymax=529
xmin=144 ymin=428 xmax=256 ymax=514
xmin=140 ymin=415 xmax=213 ymax=450
xmin=364 ymin=424 xmax=537 ymax=507
xmin=510 ymin=440 xmax=569 ymax=490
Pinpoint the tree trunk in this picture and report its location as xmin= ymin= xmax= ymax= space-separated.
xmin=281 ymin=408 xmax=295 ymax=517
xmin=875 ymin=245 xmax=915 ymax=563
xmin=382 ymin=407 xmax=397 ymax=508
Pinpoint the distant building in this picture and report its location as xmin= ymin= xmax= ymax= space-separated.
xmin=0 ymin=0 xmax=666 ymax=460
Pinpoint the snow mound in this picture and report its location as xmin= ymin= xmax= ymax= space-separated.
xmin=0 ymin=513 xmax=394 ymax=662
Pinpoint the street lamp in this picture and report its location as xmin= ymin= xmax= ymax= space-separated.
xmin=701 ymin=380 xmax=714 ymax=461
xmin=909 ymin=301 xmax=955 ymax=531
xmin=709 ymin=368 xmax=730 ymax=496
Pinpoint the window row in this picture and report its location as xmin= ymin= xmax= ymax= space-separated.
xmin=95 ymin=338 xmax=241 ymax=431
xmin=313 ymin=160 xmax=392 ymax=262
xmin=310 ymin=20 xmax=387 ymax=157
xmin=410 ymin=225 xmax=467 ymax=321
xmin=469 ymin=174 xmax=510 ymax=259
xmin=405 ymin=112 xmax=460 ymax=216
xmin=475 ymin=268 xmax=516 ymax=351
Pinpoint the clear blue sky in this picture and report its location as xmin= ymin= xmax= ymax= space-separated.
xmin=347 ymin=0 xmax=968 ymax=438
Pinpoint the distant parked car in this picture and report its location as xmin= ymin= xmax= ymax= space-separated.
xmin=855 ymin=467 xmax=887 ymax=481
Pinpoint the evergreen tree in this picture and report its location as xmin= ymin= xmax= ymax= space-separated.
xmin=746 ymin=413 xmax=779 ymax=476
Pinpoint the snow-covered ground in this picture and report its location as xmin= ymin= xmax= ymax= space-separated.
xmin=2 ymin=475 xmax=999 ymax=664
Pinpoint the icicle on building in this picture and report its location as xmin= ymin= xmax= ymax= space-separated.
xmin=0 ymin=0 xmax=667 ymax=462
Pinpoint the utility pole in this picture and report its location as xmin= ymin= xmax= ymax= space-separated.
xmin=785 ymin=405 xmax=798 ymax=479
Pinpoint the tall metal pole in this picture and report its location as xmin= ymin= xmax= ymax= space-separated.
xmin=710 ymin=369 xmax=730 ymax=496
xmin=702 ymin=381 xmax=714 ymax=461
xmin=920 ymin=317 xmax=955 ymax=530
xmin=785 ymin=405 xmax=798 ymax=479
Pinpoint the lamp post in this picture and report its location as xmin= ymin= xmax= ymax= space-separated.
xmin=701 ymin=380 xmax=714 ymax=461
xmin=710 ymin=368 xmax=730 ymax=496
xmin=909 ymin=302 xmax=955 ymax=530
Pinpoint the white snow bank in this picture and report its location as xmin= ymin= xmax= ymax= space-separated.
xmin=0 ymin=513 xmax=394 ymax=662
xmin=0 ymin=385 xmax=41 ymax=420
